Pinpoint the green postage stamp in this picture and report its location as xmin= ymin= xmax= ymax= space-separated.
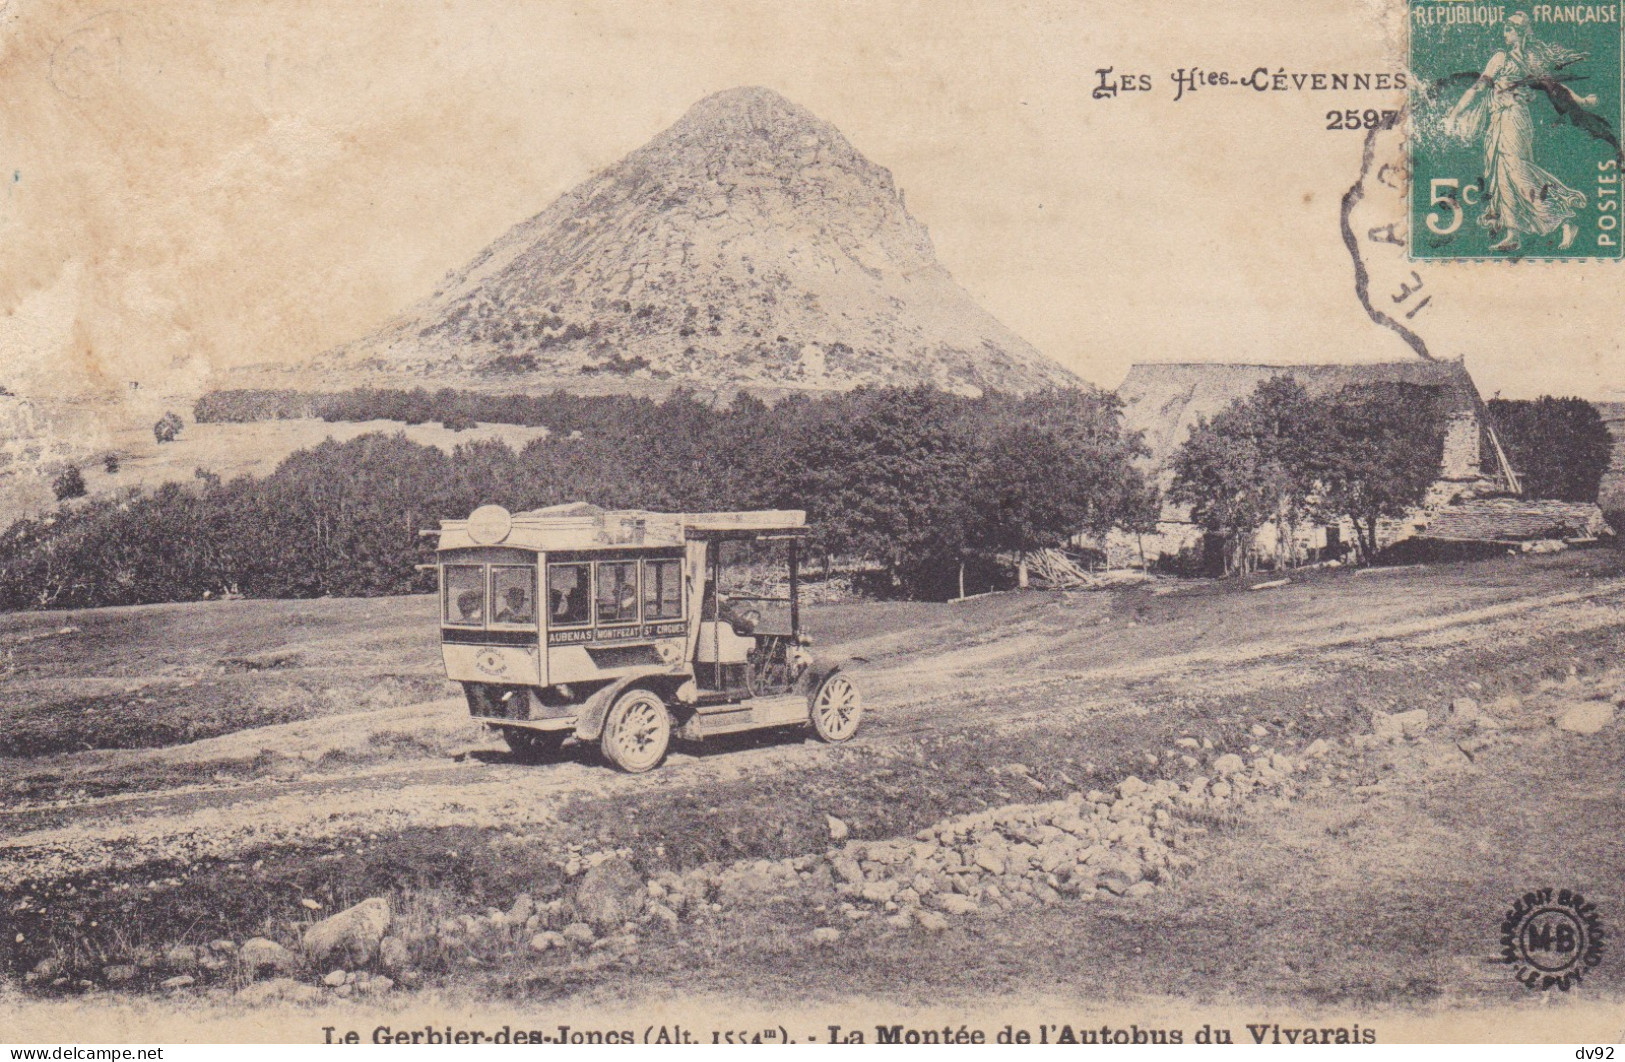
xmin=1410 ymin=2 xmax=1624 ymax=259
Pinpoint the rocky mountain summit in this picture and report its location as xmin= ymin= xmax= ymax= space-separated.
xmin=319 ymin=86 xmax=1075 ymax=393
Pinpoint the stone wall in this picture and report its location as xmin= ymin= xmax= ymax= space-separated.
xmin=1440 ymin=412 xmax=1482 ymax=481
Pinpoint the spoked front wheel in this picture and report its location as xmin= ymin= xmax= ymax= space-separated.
xmin=809 ymin=672 xmax=863 ymax=743
xmin=600 ymin=688 xmax=672 ymax=773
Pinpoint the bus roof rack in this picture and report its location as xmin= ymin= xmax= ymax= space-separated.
xmin=435 ymin=504 xmax=806 ymax=552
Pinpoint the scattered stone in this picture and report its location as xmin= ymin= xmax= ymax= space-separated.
xmin=860 ymin=880 xmax=897 ymax=905
xmin=1303 ymin=739 xmax=1330 ymax=758
xmin=826 ymin=815 xmax=849 ymax=842
xmin=1373 ymin=709 xmax=1429 ymax=741
xmin=102 ymin=964 xmax=138 ymax=986
xmin=239 ymin=937 xmax=298 ymax=977
xmin=831 ymin=854 xmax=864 ymax=885
xmin=934 ymin=894 xmax=980 ymax=916
xmin=561 ymin=922 xmax=597 ymax=946
xmin=1212 ymin=753 xmax=1245 ymax=776
xmin=809 ymin=927 xmax=842 ymax=945
xmin=208 ymin=938 xmax=237 ymax=953
xmin=159 ymin=975 xmax=195 ymax=990
xmin=574 ymin=856 xmax=647 ymax=929
xmin=25 ymin=958 xmax=59 ymax=985
xmin=1124 ymin=881 xmax=1156 ymax=899
xmin=507 ymin=894 xmax=534 ymax=924
xmin=303 ymin=897 xmax=391 ymax=967
xmin=1118 ymin=776 xmax=1148 ymax=799
xmin=1396 ymin=709 xmax=1431 ymax=739
xmin=1250 ymin=724 xmax=1268 ymax=738
xmin=322 ymin=969 xmax=348 ymax=988
xmin=972 ymin=846 xmax=1007 ymax=875
xmin=1450 ymin=697 xmax=1480 ymax=723
xmin=915 ymin=910 xmax=949 ymax=932
xmin=529 ymin=931 xmax=566 ymax=952
xmin=1557 ymin=701 xmax=1616 ymax=735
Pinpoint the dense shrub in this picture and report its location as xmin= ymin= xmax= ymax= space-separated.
xmin=52 ymin=465 xmax=86 ymax=501
xmin=153 ymin=411 xmax=184 ymax=444
xmin=1487 ymin=397 xmax=1613 ymax=502
xmin=5 ymin=386 xmax=1153 ymax=608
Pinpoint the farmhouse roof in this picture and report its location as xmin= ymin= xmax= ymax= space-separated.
xmin=1116 ymin=359 xmax=1483 ymax=469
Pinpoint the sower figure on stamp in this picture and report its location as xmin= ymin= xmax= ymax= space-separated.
xmin=1444 ymin=10 xmax=1597 ymax=252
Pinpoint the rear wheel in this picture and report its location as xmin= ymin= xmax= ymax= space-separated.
xmin=809 ymin=672 xmax=862 ymax=743
xmin=502 ymin=727 xmax=566 ymax=763
xmin=600 ymin=688 xmax=672 ymax=773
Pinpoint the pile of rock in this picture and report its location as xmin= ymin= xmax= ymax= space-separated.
xmin=639 ymin=749 xmax=1308 ymax=943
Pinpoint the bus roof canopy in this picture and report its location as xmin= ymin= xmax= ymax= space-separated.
xmin=434 ymin=503 xmax=806 ymax=552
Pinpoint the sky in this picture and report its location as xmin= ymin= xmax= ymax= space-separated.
xmin=0 ymin=0 xmax=1620 ymax=403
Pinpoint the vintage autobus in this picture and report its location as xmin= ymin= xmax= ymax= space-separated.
xmin=429 ymin=502 xmax=861 ymax=772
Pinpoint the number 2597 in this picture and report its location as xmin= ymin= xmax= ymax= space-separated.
xmin=1326 ymin=109 xmax=1399 ymax=130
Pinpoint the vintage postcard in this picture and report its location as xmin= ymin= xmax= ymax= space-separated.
xmin=2 ymin=0 xmax=1624 ymax=1048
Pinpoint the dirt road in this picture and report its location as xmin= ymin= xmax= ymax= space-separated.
xmin=2 ymin=556 xmax=1623 ymax=868
xmin=4 ymin=549 xmax=1625 ymax=1022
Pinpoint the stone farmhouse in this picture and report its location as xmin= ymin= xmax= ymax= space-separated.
xmin=1107 ymin=358 xmax=1521 ymax=573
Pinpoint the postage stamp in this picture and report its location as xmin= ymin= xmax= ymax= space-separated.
xmin=1409 ymin=1 xmax=1624 ymax=259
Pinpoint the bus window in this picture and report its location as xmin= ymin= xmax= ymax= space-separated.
xmin=443 ymin=565 xmax=485 ymax=626
xmin=643 ymin=558 xmax=683 ymax=620
xmin=547 ymin=563 xmax=591 ymax=627
xmin=491 ymin=566 xmax=538 ymax=626
xmin=596 ymin=561 xmax=639 ymax=625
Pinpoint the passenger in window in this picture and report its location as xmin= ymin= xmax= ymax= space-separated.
xmin=496 ymin=586 xmax=534 ymax=624
xmin=457 ymin=590 xmax=483 ymax=623
xmin=550 ymin=568 xmax=585 ymax=624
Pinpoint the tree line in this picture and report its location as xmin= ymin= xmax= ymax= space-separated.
xmin=1485 ymin=396 xmax=1613 ymax=503
xmin=0 ymin=386 xmax=1154 ymax=610
xmin=1168 ymin=379 xmax=1614 ymax=575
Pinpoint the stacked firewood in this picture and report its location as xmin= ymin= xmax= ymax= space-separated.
xmin=1025 ymin=548 xmax=1149 ymax=591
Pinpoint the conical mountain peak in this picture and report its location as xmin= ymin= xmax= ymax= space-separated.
xmin=321 ymin=86 xmax=1076 ymax=394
